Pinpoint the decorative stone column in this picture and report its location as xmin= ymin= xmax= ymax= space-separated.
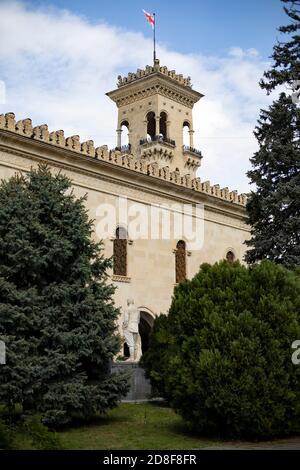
xmin=127 ymin=130 xmax=131 ymax=149
xmin=189 ymin=129 xmax=194 ymax=148
xmin=117 ymin=128 xmax=122 ymax=149
xmin=155 ymin=116 xmax=160 ymax=137
xmin=166 ymin=120 xmax=171 ymax=138
xmin=143 ymin=120 xmax=148 ymax=140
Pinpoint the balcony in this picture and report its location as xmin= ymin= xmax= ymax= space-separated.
xmin=140 ymin=135 xmax=176 ymax=148
xmin=183 ymin=145 xmax=203 ymax=172
xmin=182 ymin=145 xmax=202 ymax=158
xmin=139 ymin=135 xmax=175 ymax=166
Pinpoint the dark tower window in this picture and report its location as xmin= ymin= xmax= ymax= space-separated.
xmin=146 ymin=111 xmax=156 ymax=140
xmin=226 ymin=250 xmax=235 ymax=263
xmin=175 ymin=240 xmax=186 ymax=283
xmin=160 ymin=112 xmax=167 ymax=138
xmin=113 ymin=227 xmax=127 ymax=276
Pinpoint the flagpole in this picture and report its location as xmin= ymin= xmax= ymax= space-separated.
xmin=153 ymin=12 xmax=156 ymax=63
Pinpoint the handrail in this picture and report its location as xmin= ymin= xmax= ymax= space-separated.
xmin=182 ymin=145 xmax=202 ymax=157
xmin=140 ymin=135 xmax=176 ymax=147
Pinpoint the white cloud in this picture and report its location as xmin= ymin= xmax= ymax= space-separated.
xmin=0 ymin=1 xmax=273 ymax=192
xmin=229 ymin=47 xmax=259 ymax=59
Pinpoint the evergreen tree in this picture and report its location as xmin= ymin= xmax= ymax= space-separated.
xmin=245 ymin=94 xmax=300 ymax=268
xmin=245 ymin=0 xmax=300 ymax=268
xmin=0 ymin=165 xmax=128 ymax=427
xmin=261 ymin=0 xmax=300 ymax=92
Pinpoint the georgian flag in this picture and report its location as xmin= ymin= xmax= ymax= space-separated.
xmin=143 ymin=10 xmax=155 ymax=29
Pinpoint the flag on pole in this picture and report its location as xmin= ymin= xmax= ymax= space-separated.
xmin=143 ymin=9 xmax=155 ymax=29
xmin=143 ymin=10 xmax=156 ymax=63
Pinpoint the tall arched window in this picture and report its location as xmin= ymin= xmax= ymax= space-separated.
xmin=113 ymin=227 xmax=127 ymax=276
xmin=175 ymin=240 xmax=186 ymax=283
xmin=146 ymin=112 xmax=156 ymax=140
xmin=226 ymin=250 xmax=235 ymax=263
xmin=160 ymin=112 xmax=167 ymax=138
xmin=183 ymin=121 xmax=190 ymax=146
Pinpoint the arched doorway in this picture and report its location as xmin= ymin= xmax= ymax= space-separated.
xmin=138 ymin=310 xmax=154 ymax=355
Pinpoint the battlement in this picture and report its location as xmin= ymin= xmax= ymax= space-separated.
xmin=117 ymin=59 xmax=192 ymax=89
xmin=0 ymin=112 xmax=247 ymax=207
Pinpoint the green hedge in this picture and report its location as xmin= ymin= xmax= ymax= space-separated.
xmin=142 ymin=261 xmax=300 ymax=438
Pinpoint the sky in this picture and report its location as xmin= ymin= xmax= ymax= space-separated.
xmin=0 ymin=0 xmax=288 ymax=192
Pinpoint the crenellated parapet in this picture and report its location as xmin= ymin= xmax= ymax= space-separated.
xmin=108 ymin=60 xmax=202 ymax=110
xmin=117 ymin=59 xmax=192 ymax=89
xmin=0 ymin=112 xmax=247 ymax=207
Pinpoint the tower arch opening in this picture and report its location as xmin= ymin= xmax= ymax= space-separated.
xmin=159 ymin=111 xmax=168 ymax=138
xmin=183 ymin=120 xmax=191 ymax=147
xmin=119 ymin=120 xmax=129 ymax=149
xmin=146 ymin=111 xmax=156 ymax=141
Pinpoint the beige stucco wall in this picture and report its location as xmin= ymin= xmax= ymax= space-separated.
xmin=0 ymin=141 xmax=250 ymax=321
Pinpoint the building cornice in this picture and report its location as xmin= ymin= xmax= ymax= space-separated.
xmin=106 ymin=74 xmax=203 ymax=109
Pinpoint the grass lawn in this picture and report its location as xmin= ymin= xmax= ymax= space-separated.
xmin=58 ymin=402 xmax=215 ymax=450
xmin=5 ymin=402 xmax=300 ymax=450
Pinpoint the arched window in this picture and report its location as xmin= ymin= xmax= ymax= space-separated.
xmin=226 ymin=250 xmax=235 ymax=263
xmin=175 ymin=240 xmax=186 ymax=283
xmin=160 ymin=112 xmax=167 ymax=138
xmin=183 ymin=121 xmax=190 ymax=146
xmin=113 ymin=227 xmax=127 ymax=276
xmin=146 ymin=112 xmax=156 ymax=140
xmin=120 ymin=120 xmax=129 ymax=148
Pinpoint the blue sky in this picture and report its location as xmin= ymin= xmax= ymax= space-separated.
xmin=26 ymin=0 xmax=286 ymax=59
xmin=0 ymin=1 xmax=289 ymax=191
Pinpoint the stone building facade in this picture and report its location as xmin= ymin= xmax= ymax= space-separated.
xmin=0 ymin=60 xmax=250 ymax=360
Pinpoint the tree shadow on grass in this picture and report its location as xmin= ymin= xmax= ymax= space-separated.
xmin=168 ymin=420 xmax=223 ymax=443
xmin=61 ymin=412 xmax=130 ymax=431
xmin=167 ymin=419 xmax=300 ymax=445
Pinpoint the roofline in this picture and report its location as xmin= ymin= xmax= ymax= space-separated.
xmin=106 ymin=71 xmax=204 ymax=103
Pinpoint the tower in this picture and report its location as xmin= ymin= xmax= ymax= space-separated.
xmin=106 ymin=59 xmax=204 ymax=178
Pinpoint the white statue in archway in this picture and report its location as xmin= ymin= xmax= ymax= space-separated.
xmin=123 ymin=298 xmax=142 ymax=362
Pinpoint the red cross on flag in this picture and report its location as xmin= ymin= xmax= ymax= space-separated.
xmin=143 ymin=10 xmax=155 ymax=29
